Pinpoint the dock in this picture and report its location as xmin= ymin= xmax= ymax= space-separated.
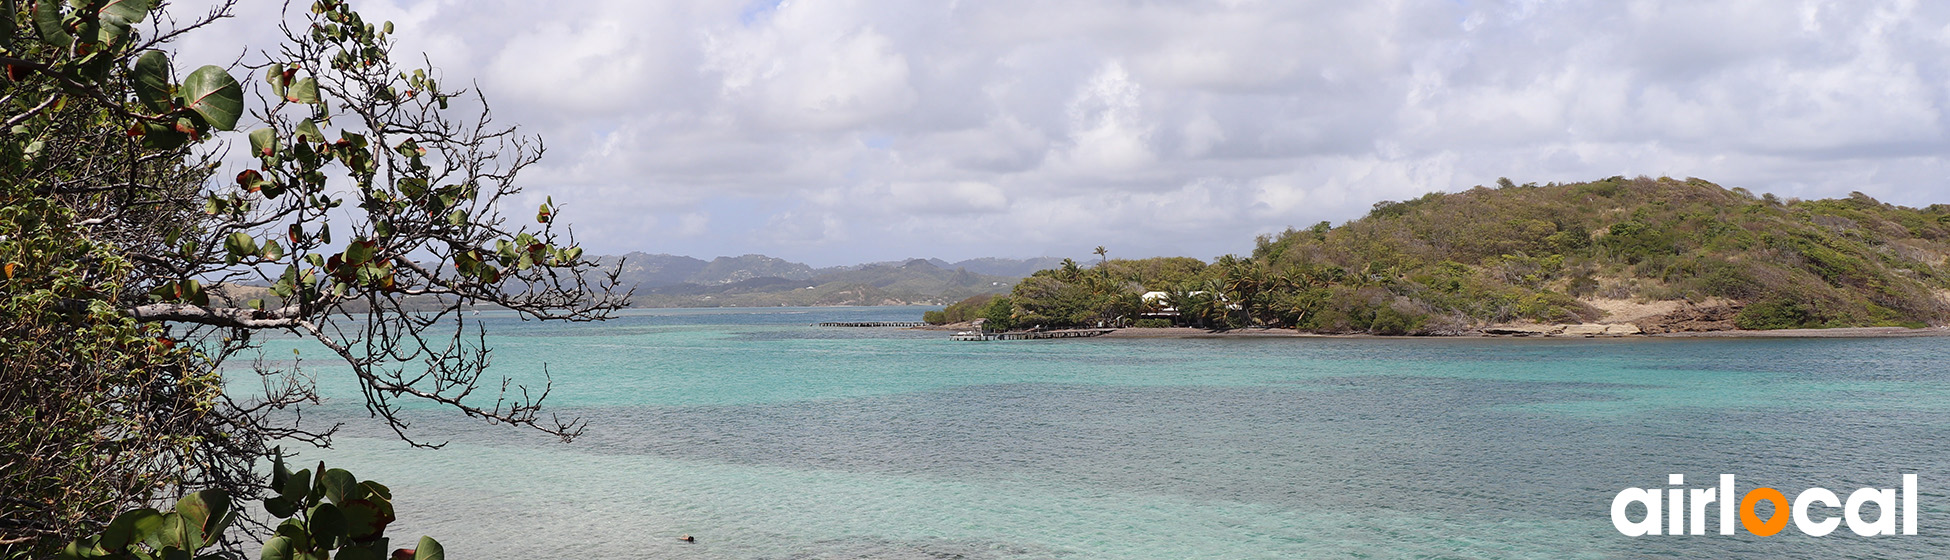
xmin=955 ymin=329 xmax=1113 ymax=341
xmin=815 ymin=321 xmax=928 ymax=327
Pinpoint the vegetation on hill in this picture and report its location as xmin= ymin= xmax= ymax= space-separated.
xmin=991 ymin=177 xmax=1950 ymax=333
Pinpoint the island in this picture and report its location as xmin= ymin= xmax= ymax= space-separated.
xmin=926 ymin=176 xmax=1950 ymax=338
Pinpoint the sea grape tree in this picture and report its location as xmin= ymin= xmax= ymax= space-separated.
xmin=56 ymin=459 xmax=445 ymax=560
xmin=1 ymin=0 xmax=626 ymax=553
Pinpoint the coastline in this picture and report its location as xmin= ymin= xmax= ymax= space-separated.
xmin=962 ymin=325 xmax=1950 ymax=340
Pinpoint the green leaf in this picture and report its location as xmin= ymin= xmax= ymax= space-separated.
xmin=249 ymin=128 xmax=278 ymax=157
xmin=281 ymin=467 xmax=312 ymax=503
xmin=59 ymin=536 xmax=101 ymax=560
xmin=319 ymin=468 xmax=362 ymax=504
xmin=360 ymin=481 xmax=392 ymax=500
xmin=132 ymin=50 xmax=173 ymax=112
xmin=262 ymin=239 xmax=285 ymax=260
xmin=184 ymin=279 xmax=209 ymax=306
xmin=76 ymin=0 xmax=150 ymax=44
xmin=307 ymin=503 xmax=348 ymax=547
xmin=101 ymin=508 xmax=163 ymax=552
xmin=0 ymin=1 xmax=14 ymax=46
xmin=174 ymin=489 xmax=230 ymax=547
xmin=262 ymin=496 xmax=297 ymax=519
xmin=273 ymin=520 xmax=309 ymax=549
xmin=344 ymin=241 xmax=372 ymax=266
xmin=86 ymin=0 xmax=152 ymax=24
xmin=270 ymin=448 xmax=289 ymax=487
xmin=340 ymin=497 xmax=395 ymax=541
xmin=181 ymin=65 xmax=243 ymax=131
xmin=264 ymin=63 xmax=285 ymax=88
xmin=139 ymin=121 xmax=188 ymax=150
xmin=412 ymin=537 xmax=443 ymax=560
xmin=225 ymin=232 xmax=257 ymax=263
xmin=333 ymin=547 xmax=381 ymax=560
xmin=259 ymin=536 xmax=294 ymax=560
xmin=153 ymin=512 xmax=201 ymax=552
xmin=288 ymin=77 xmax=321 ymax=104
xmin=295 ymin=119 xmax=323 ymax=143
xmin=34 ymin=0 xmax=72 ymax=47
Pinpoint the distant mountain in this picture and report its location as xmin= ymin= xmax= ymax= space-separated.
xmin=595 ymin=253 xmax=1060 ymax=307
xmin=602 ymin=253 xmax=708 ymax=287
xmin=602 ymin=252 xmax=818 ymax=287
xmin=691 ymin=254 xmax=817 ymax=284
xmin=946 ymin=257 xmax=1071 ymax=277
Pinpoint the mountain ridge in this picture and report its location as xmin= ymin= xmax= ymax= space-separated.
xmin=595 ymin=253 xmax=1068 ymax=307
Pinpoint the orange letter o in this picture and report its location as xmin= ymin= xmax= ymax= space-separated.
xmin=1740 ymin=488 xmax=1790 ymax=536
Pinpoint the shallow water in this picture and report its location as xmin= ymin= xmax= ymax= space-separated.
xmin=263 ymin=307 xmax=1950 ymax=558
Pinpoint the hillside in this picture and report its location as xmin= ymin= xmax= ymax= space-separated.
xmin=995 ymin=177 xmax=1950 ymax=334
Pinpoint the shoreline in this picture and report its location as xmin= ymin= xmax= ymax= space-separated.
xmin=981 ymin=325 xmax=1950 ymax=340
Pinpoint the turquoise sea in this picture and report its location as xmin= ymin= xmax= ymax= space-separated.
xmin=261 ymin=306 xmax=1950 ymax=558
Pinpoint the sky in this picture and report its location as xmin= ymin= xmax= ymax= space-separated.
xmin=171 ymin=0 xmax=1950 ymax=267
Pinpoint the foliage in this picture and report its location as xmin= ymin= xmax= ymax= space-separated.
xmin=979 ymin=296 xmax=1017 ymax=332
xmin=3 ymin=0 xmax=623 ymax=554
xmin=1734 ymin=299 xmax=1819 ymax=330
xmin=923 ymin=294 xmax=995 ymax=324
xmin=1007 ymin=177 xmax=1950 ymax=334
xmin=55 ymin=490 xmax=237 ymax=560
xmin=1007 ymin=259 xmax=1141 ymax=329
xmin=56 ymin=458 xmax=444 ymax=560
xmin=1 ymin=193 xmax=236 ymax=552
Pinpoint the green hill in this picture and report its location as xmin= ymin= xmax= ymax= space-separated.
xmin=999 ymin=176 xmax=1950 ymax=334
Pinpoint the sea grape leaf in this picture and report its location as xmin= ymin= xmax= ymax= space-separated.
xmin=132 ymin=50 xmax=173 ymax=112
xmin=34 ymin=0 xmax=72 ymax=47
xmin=288 ymin=77 xmax=321 ymax=104
xmin=412 ymin=537 xmax=443 ymax=560
xmin=180 ymin=65 xmax=243 ymax=131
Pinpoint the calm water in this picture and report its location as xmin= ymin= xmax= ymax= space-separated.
xmin=256 ymin=307 xmax=1950 ymax=558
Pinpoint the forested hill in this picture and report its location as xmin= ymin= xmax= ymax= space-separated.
xmin=993 ymin=177 xmax=1950 ymax=333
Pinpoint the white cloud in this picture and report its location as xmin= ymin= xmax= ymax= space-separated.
xmin=163 ymin=0 xmax=1950 ymax=265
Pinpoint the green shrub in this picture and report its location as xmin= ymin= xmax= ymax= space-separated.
xmin=1735 ymin=300 xmax=1818 ymax=330
xmin=1132 ymin=318 xmax=1173 ymax=328
xmin=1369 ymin=305 xmax=1427 ymax=335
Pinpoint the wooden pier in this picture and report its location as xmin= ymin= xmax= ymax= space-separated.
xmin=815 ymin=321 xmax=928 ymax=327
xmin=956 ymin=329 xmax=1114 ymax=341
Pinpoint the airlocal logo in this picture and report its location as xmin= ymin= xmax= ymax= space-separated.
xmin=1612 ymin=474 xmax=1917 ymax=537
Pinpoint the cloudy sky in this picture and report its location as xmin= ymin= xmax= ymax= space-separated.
xmin=175 ymin=0 xmax=1950 ymax=266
